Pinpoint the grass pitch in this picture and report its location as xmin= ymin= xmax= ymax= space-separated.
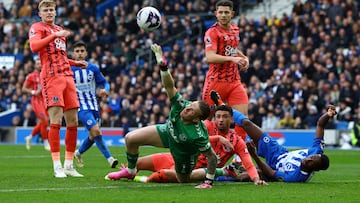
xmin=0 ymin=145 xmax=359 ymax=203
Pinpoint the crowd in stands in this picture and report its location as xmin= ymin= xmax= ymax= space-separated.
xmin=1 ymin=0 xmax=360 ymax=133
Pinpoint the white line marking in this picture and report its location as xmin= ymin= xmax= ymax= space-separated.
xmin=0 ymin=155 xmax=49 ymax=159
xmin=1 ymin=180 xmax=360 ymax=193
xmin=0 ymin=184 xmax=193 ymax=193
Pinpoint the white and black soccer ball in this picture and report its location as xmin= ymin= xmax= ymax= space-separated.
xmin=136 ymin=6 xmax=161 ymax=31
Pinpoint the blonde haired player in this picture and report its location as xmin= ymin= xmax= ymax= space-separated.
xmin=29 ymin=0 xmax=87 ymax=178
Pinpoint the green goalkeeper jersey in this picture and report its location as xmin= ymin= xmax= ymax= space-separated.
xmin=157 ymin=92 xmax=211 ymax=163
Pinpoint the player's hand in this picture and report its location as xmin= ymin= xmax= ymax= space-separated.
xmin=55 ymin=30 xmax=72 ymax=38
xmin=236 ymin=51 xmax=249 ymax=71
xmin=98 ymin=89 xmax=108 ymax=99
xmin=75 ymin=60 xmax=88 ymax=68
xmin=34 ymin=89 xmax=41 ymax=96
xmin=218 ymin=136 xmax=234 ymax=151
xmin=253 ymin=177 xmax=268 ymax=185
xmin=246 ymin=141 xmax=257 ymax=156
xmin=326 ymin=104 xmax=337 ymax=117
xmin=239 ymin=57 xmax=249 ymax=71
xmin=232 ymin=57 xmax=249 ymax=71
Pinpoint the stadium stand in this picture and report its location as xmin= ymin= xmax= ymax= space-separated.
xmin=0 ymin=0 xmax=359 ymax=142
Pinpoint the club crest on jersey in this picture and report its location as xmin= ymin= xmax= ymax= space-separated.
xmin=87 ymin=119 xmax=93 ymax=126
xmin=179 ymin=133 xmax=187 ymax=142
xmin=263 ymin=136 xmax=270 ymax=143
xmin=52 ymin=96 xmax=59 ymax=103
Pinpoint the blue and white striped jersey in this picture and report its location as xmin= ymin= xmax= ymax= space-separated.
xmin=272 ymin=138 xmax=324 ymax=182
xmin=71 ymin=62 xmax=109 ymax=112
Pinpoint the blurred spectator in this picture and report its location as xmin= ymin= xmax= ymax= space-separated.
xmin=101 ymin=111 xmax=111 ymax=127
xmin=18 ymin=0 xmax=32 ymax=19
xmin=120 ymin=116 xmax=130 ymax=136
xmin=336 ymin=101 xmax=352 ymax=122
xmin=261 ymin=110 xmax=279 ymax=130
xmin=304 ymin=105 xmax=319 ymax=129
xmin=293 ymin=116 xmax=306 ymax=129
xmin=277 ymin=111 xmax=295 ymax=129
xmin=293 ymin=99 xmax=308 ymax=121
xmin=0 ymin=2 xmax=10 ymax=19
xmin=274 ymin=104 xmax=284 ymax=118
xmin=108 ymin=92 xmax=122 ymax=117
xmin=292 ymin=0 xmax=304 ymax=16
xmin=19 ymin=108 xmax=36 ymax=127
xmin=11 ymin=115 xmax=21 ymax=126
xmin=134 ymin=109 xmax=147 ymax=128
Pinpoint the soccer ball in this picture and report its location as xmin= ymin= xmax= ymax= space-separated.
xmin=136 ymin=6 xmax=161 ymax=31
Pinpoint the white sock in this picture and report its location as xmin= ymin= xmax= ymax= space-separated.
xmin=53 ymin=161 xmax=62 ymax=170
xmin=64 ymin=160 xmax=73 ymax=168
xmin=128 ymin=168 xmax=136 ymax=174
xmin=107 ymin=157 xmax=114 ymax=163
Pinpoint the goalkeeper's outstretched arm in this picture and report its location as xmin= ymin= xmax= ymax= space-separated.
xmin=151 ymin=44 xmax=177 ymax=99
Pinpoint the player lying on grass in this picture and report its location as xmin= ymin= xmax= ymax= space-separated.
xmin=211 ymin=91 xmax=335 ymax=182
xmin=106 ymin=103 xmax=267 ymax=185
xmin=105 ymin=44 xmax=218 ymax=189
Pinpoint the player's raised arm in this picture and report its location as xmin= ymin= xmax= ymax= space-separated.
xmin=151 ymin=44 xmax=177 ymax=99
xmin=315 ymin=105 xmax=337 ymax=139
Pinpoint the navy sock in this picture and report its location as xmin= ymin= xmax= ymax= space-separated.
xmin=94 ymin=135 xmax=111 ymax=159
xmin=78 ymin=137 xmax=94 ymax=154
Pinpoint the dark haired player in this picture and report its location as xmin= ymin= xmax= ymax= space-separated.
xmin=71 ymin=41 xmax=118 ymax=169
xmin=212 ymin=91 xmax=335 ymax=182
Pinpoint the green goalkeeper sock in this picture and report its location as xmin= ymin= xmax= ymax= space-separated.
xmin=203 ymin=168 xmax=225 ymax=178
xmin=126 ymin=152 xmax=139 ymax=170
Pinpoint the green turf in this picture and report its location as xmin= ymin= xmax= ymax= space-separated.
xmin=0 ymin=145 xmax=359 ymax=203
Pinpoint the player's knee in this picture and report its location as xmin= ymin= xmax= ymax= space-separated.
xmin=90 ymin=126 xmax=101 ymax=136
xmin=176 ymin=174 xmax=191 ymax=183
xmin=125 ymin=132 xmax=136 ymax=145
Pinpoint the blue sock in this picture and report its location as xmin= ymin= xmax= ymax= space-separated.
xmin=233 ymin=109 xmax=248 ymax=126
xmin=94 ymin=135 xmax=111 ymax=159
xmin=78 ymin=137 xmax=94 ymax=154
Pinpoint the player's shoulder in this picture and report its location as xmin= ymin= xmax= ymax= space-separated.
xmin=30 ymin=22 xmax=45 ymax=29
xmin=205 ymin=22 xmax=219 ymax=33
xmin=230 ymin=23 xmax=240 ymax=31
xmin=25 ymin=72 xmax=34 ymax=79
xmin=70 ymin=65 xmax=81 ymax=71
xmin=87 ymin=62 xmax=100 ymax=70
xmin=204 ymin=120 xmax=216 ymax=130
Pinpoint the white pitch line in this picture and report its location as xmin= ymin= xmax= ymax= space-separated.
xmin=0 ymin=155 xmax=49 ymax=159
xmin=0 ymin=184 xmax=193 ymax=193
xmin=2 ymin=180 xmax=360 ymax=193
